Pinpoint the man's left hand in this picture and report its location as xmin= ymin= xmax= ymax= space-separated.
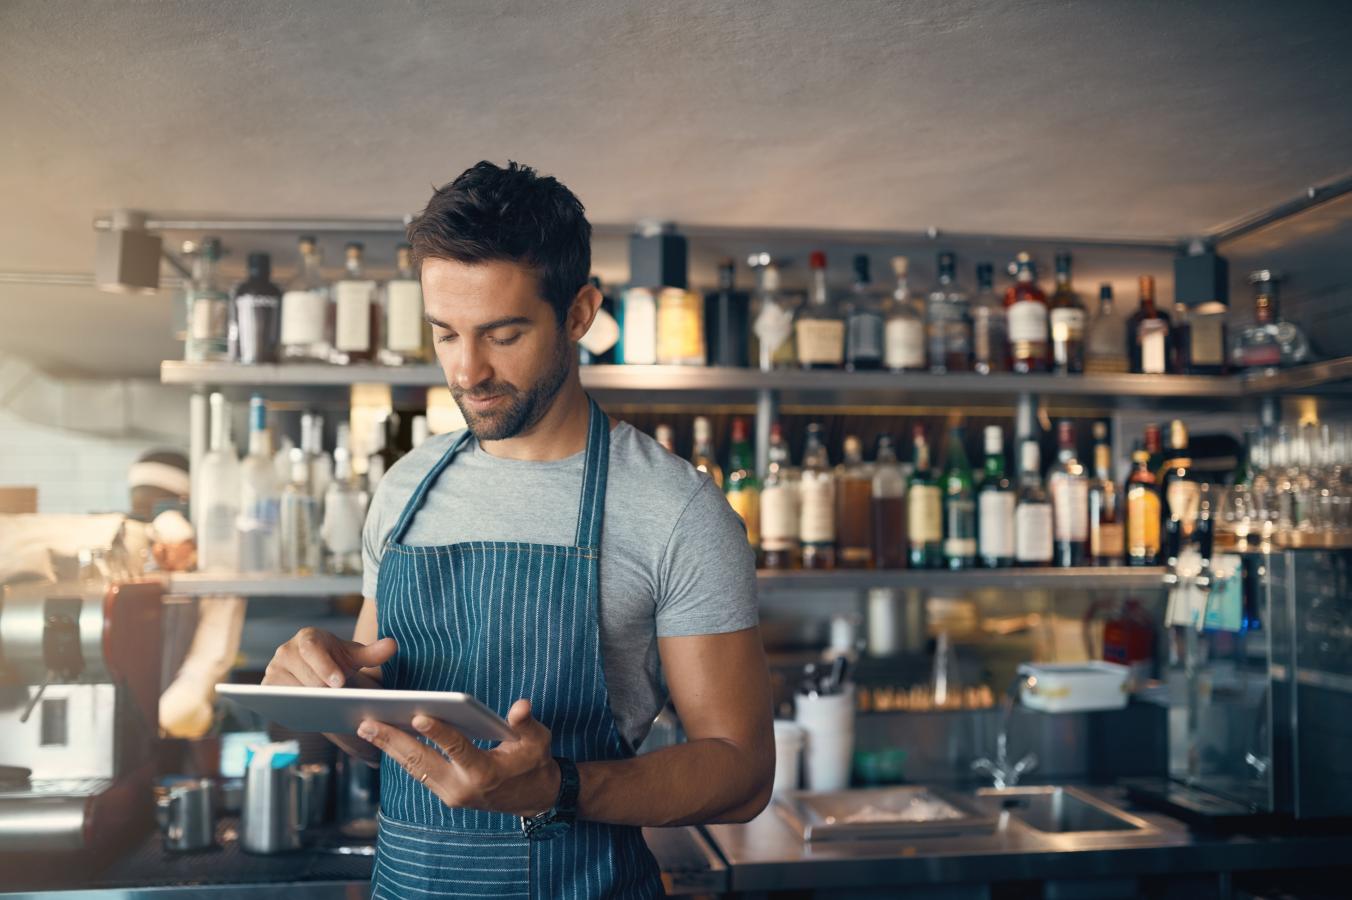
xmin=357 ymin=699 xmax=561 ymax=817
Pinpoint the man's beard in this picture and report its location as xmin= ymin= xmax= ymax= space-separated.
xmin=451 ymin=336 xmax=572 ymax=442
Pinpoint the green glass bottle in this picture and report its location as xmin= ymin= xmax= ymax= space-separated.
xmin=942 ymin=425 xmax=978 ymax=570
xmin=907 ymin=424 xmax=943 ymax=569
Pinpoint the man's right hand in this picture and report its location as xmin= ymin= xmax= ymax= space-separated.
xmin=262 ymin=627 xmax=398 ymax=689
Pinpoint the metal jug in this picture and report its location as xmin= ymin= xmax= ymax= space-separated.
xmin=241 ymin=763 xmax=303 ymax=854
xmin=157 ymin=778 xmax=215 ymax=852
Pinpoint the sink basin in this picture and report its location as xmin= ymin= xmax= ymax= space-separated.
xmin=777 ymin=786 xmax=999 ymax=842
xmin=975 ymin=786 xmax=1152 ymax=834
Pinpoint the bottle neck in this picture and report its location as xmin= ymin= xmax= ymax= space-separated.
xmin=1255 ymin=294 xmax=1275 ymax=323
xmin=345 ymin=255 xmax=364 ymax=278
xmin=249 ymin=428 xmax=271 ymax=458
xmin=1099 ymin=296 xmax=1114 ymax=316
xmin=1094 ymin=444 xmax=1111 ymax=479
xmin=811 ymin=269 xmax=829 ymax=306
xmin=913 ymin=443 xmax=930 ymax=472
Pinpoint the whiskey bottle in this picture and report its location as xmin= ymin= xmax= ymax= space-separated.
xmin=835 ymin=435 xmax=874 ymax=568
xmin=795 ymin=251 xmax=846 ymax=369
xmin=280 ymin=235 xmax=333 ymax=364
xmin=1014 ymin=440 xmax=1054 ymax=566
xmin=800 ymin=423 xmax=837 ymax=569
xmin=978 ymin=425 xmax=1015 ymax=568
xmin=1005 ymin=252 xmax=1050 ymax=373
xmin=871 ymin=434 xmax=907 ymax=569
xmin=942 ymin=425 xmax=977 ymax=569
xmin=690 ymin=416 xmax=723 ymax=489
xmin=1084 ymin=283 xmax=1129 ymax=373
xmin=380 ymin=244 xmax=430 ymax=366
xmin=1128 ymin=275 xmax=1172 ymax=374
xmin=1049 ymin=420 xmax=1089 ymax=567
xmin=1048 ymin=252 xmax=1086 ymax=374
xmin=884 ymin=256 xmax=927 ymax=372
xmin=972 ymin=262 xmax=1010 ymax=374
xmin=1231 ymin=270 xmax=1310 ymax=370
xmin=907 ymin=424 xmax=943 ymax=569
xmin=656 ymin=287 xmax=706 ymax=365
xmin=1088 ymin=421 xmax=1124 ymax=565
xmin=704 ymin=259 xmax=750 ymax=368
xmin=331 ymin=242 xmax=379 ymax=364
xmin=1160 ymin=419 xmax=1201 ymax=564
xmin=725 ymin=418 xmax=761 ymax=556
xmin=925 ymin=251 xmax=973 ymax=373
xmin=844 ymin=255 xmax=885 ymax=372
xmin=760 ymin=422 xmax=800 ymax=570
xmin=1125 ymin=447 xmax=1162 ymax=566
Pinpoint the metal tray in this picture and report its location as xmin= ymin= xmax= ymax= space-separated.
xmin=775 ymin=786 xmax=1000 ymax=842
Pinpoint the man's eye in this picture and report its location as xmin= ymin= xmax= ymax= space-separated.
xmin=489 ymin=333 xmax=522 ymax=346
xmin=436 ymin=333 xmax=458 ymax=344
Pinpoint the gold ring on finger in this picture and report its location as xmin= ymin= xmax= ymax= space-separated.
xmin=418 ymin=772 xmax=429 ymax=786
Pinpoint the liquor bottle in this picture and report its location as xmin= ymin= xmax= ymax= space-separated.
xmin=1084 ymin=283 xmax=1129 ymax=373
xmin=749 ymin=253 xmax=796 ymax=371
xmin=800 ymin=423 xmax=837 ymax=569
xmin=1177 ymin=292 xmax=1228 ymax=375
xmin=237 ymin=396 xmax=280 ymax=573
xmin=656 ymin=288 xmax=705 ymax=365
xmin=1231 ymin=270 xmax=1311 ymax=370
xmin=366 ymin=416 xmax=389 ymax=493
xmin=884 ymin=256 xmax=926 ymax=372
xmin=1160 ymin=419 xmax=1201 ymax=564
xmin=578 ymin=276 xmax=621 ymax=365
xmin=280 ymin=235 xmax=333 ymax=363
xmin=322 ymin=434 xmax=365 ymax=575
xmin=331 ymin=242 xmax=378 ymax=364
xmin=279 ymin=447 xmax=319 ymax=575
xmin=300 ymin=412 xmax=331 ymax=512
xmin=691 ymin=416 xmax=723 ymax=489
xmin=618 ymin=287 xmax=657 ymax=365
xmin=380 ymin=244 xmax=429 ymax=366
xmin=1048 ymin=420 xmax=1089 ymax=567
xmin=1005 ymin=252 xmax=1050 ymax=373
xmin=1048 ymin=252 xmax=1086 ymax=374
xmin=1088 ymin=421 xmax=1124 ymax=565
xmin=231 ymin=252 xmax=282 ymax=365
xmin=941 ymin=425 xmax=977 ymax=569
xmin=272 ymin=433 xmax=296 ymax=489
xmin=411 ymin=415 xmax=430 ymax=450
xmin=197 ymin=392 xmax=240 ymax=572
xmin=844 ymin=255 xmax=885 ymax=372
xmin=704 ymin=259 xmax=750 ymax=368
xmin=834 ymin=435 xmax=874 ymax=569
xmin=972 ymin=263 xmax=1010 ymax=374
xmin=871 ymin=434 xmax=907 ymax=569
xmin=1125 ymin=446 xmax=1162 ymax=566
xmin=760 ymin=422 xmax=800 ymax=570
xmin=1128 ymin=275 xmax=1172 ymax=374
xmin=1014 ymin=440 xmax=1054 ymax=566
xmin=725 ymin=418 xmax=761 ymax=555
xmin=796 ymin=251 xmax=846 ymax=369
xmin=1144 ymin=422 xmax=1165 ymax=478
xmin=654 ymin=423 xmax=675 ymax=454
xmin=925 ymin=251 xmax=973 ymax=373
xmin=978 ymin=425 xmax=1015 ymax=568
xmin=906 ymin=425 xmax=943 ymax=569
xmin=185 ymin=238 xmax=231 ymax=363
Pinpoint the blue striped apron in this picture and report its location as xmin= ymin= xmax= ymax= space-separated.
xmin=371 ymin=396 xmax=665 ymax=898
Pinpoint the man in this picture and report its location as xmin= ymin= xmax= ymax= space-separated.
xmin=263 ymin=161 xmax=773 ymax=897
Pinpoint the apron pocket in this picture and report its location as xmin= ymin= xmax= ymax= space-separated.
xmin=374 ymin=813 xmax=530 ymax=899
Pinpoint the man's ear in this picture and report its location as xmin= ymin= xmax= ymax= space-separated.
xmin=566 ymin=283 xmax=603 ymax=343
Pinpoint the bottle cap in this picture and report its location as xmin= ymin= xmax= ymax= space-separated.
xmin=853 ymin=254 xmax=870 ymax=282
xmin=769 ymin=421 xmax=783 ymax=441
xmin=843 ymin=435 xmax=862 ymax=458
xmin=937 ymin=251 xmax=956 ymax=273
xmin=693 ymin=416 xmax=712 ymax=442
xmin=247 ymin=252 xmax=271 ymax=279
xmin=1092 ymin=421 xmax=1108 ymax=441
xmin=891 ymin=256 xmax=909 ymax=277
xmin=1057 ymin=420 xmax=1076 ymax=448
xmin=810 ymin=251 xmax=827 ymax=270
xmin=976 ymin=263 xmax=993 ymax=287
xmin=1099 ymin=283 xmax=1113 ymax=301
xmin=1055 ymin=252 xmax=1072 ymax=274
xmin=731 ymin=417 xmax=749 ymax=442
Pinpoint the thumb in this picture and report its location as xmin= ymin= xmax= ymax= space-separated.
xmin=345 ymin=636 xmax=398 ymax=668
xmin=507 ymin=699 xmax=548 ymax=742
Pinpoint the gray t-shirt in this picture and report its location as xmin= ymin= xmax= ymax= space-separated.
xmin=361 ymin=420 xmax=758 ymax=751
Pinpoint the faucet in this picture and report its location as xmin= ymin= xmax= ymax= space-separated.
xmin=971 ymin=672 xmax=1038 ymax=789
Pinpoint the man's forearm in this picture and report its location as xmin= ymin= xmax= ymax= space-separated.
xmin=576 ymin=737 xmax=772 ymax=827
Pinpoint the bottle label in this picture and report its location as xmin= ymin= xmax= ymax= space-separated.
xmin=1015 ymin=503 xmax=1053 ymax=562
xmin=1008 ymin=301 xmax=1048 ymax=343
xmin=795 ymin=319 xmax=846 ymax=365
xmin=189 ymin=292 xmax=230 ymax=343
xmin=385 ymin=281 xmax=425 ymax=352
xmin=321 ymin=491 xmax=364 ymax=555
xmin=973 ymin=308 xmax=1008 ymax=366
xmin=884 ymin=318 xmax=926 ymax=369
xmin=656 ymin=291 xmax=704 ymax=364
xmin=1139 ymin=322 xmax=1167 ymax=373
xmin=580 ymin=307 xmax=621 ymax=356
xmin=907 ymin=485 xmax=942 ymax=543
xmin=847 ymin=313 xmax=885 ymax=362
xmin=1050 ymin=474 xmax=1090 ymax=541
xmin=753 ymin=303 xmax=794 ymax=359
xmin=1050 ymin=308 xmax=1086 ymax=342
xmin=334 ymin=281 xmax=375 ymax=351
xmin=1092 ymin=521 xmax=1125 ymax=559
xmin=727 ymin=487 xmax=761 ymax=546
xmin=281 ymin=289 xmax=328 ymax=345
xmin=760 ymin=483 xmax=799 ymax=550
xmin=1127 ymin=488 xmax=1161 ymax=556
xmin=799 ymin=475 xmax=836 ymax=543
xmin=979 ymin=491 xmax=1015 ymax=558
xmin=621 ymin=292 xmax=658 ymax=364
xmin=944 ymin=497 xmax=976 ymax=558
xmin=1189 ymin=316 xmax=1225 ymax=366
xmin=1166 ymin=480 xmax=1201 ymax=537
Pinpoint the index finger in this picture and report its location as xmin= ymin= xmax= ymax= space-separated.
xmin=294 ymin=634 xmax=347 ymax=688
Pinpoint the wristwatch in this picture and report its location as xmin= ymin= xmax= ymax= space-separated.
xmin=521 ymin=757 xmax=578 ymax=841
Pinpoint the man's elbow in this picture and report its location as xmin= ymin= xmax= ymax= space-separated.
xmin=716 ymin=744 xmax=775 ymax=824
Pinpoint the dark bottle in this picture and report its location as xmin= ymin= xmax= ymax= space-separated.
xmin=942 ymin=425 xmax=977 ymax=570
xmin=1005 ymin=252 xmax=1050 ymax=373
xmin=1048 ymin=420 xmax=1089 ymax=567
xmin=1125 ymin=446 xmax=1162 ymax=566
xmin=1048 ymin=252 xmax=1086 ymax=374
xmin=844 ymin=254 xmax=885 ymax=371
xmin=835 ymin=435 xmax=874 ymax=568
xmin=1088 ymin=421 xmax=1125 ymax=565
xmin=231 ymin=252 xmax=282 ymax=364
xmin=871 ymin=434 xmax=907 ymax=569
xmin=1144 ymin=422 xmax=1165 ymax=479
xmin=580 ymin=276 xmax=620 ymax=365
xmin=907 ymin=425 xmax=944 ymax=569
xmin=978 ymin=425 xmax=1015 ymax=568
xmin=704 ymin=259 xmax=750 ymax=367
xmin=1128 ymin=275 xmax=1173 ymax=374
xmin=1160 ymin=419 xmax=1200 ymax=565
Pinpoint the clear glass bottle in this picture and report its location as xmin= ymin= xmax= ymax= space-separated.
xmin=1084 ymin=283 xmax=1129 ymax=373
xmin=1088 ymin=421 xmax=1124 ymax=565
xmin=845 ymin=255 xmax=885 ymax=372
xmin=972 ymin=262 xmax=1010 ymax=374
xmin=925 ymin=251 xmax=973 ymax=373
xmin=185 ymin=237 xmax=231 ymax=363
xmin=1005 ymin=252 xmax=1050 ymax=373
xmin=800 ymin=423 xmax=837 ymax=569
xmin=796 ymin=251 xmax=846 ymax=369
xmin=1125 ymin=446 xmax=1162 ymax=566
xmin=231 ymin=252 xmax=282 ymax=365
xmin=1048 ymin=252 xmax=1086 ymax=374
xmin=280 ymin=235 xmax=333 ymax=363
xmin=725 ymin=417 xmax=761 ymax=557
xmin=1128 ymin=275 xmax=1173 ymax=374
xmin=705 ymin=259 xmax=750 ymax=368
xmin=656 ymin=288 xmax=706 ymax=365
xmin=1014 ymin=439 xmax=1054 ymax=566
xmin=835 ymin=435 xmax=874 ymax=568
xmin=978 ymin=425 xmax=1015 ymax=568
xmin=942 ymin=425 xmax=977 ymax=569
xmin=654 ymin=423 xmax=676 ymax=454
xmin=691 ymin=416 xmax=723 ymax=489
xmin=237 ymin=395 xmax=280 ymax=573
xmin=279 ymin=447 xmax=319 ymax=575
xmin=331 ymin=242 xmax=379 ymax=364
xmin=1049 ymin=420 xmax=1090 ymax=567
xmin=197 ymin=392 xmax=240 ymax=572
xmin=380 ymin=243 xmax=429 ymax=366
xmin=871 ymin=434 xmax=907 ymax=570
xmin=760 ymin=422 xmax=800 ymax=570
xmin=884 ymin=256 xmax=927 ymax=372
xmin=618 ymin=287 xmax=658 ymax=365
xmin=300 ymin=412 xmax=331 ymax=515
xmin=322 ymin=433 xmax=365 ymax=575
xmin=907 ymin=424 xmax=943 ymax=568
xmin=1232 ymin=270 xmax=1310 ymax=370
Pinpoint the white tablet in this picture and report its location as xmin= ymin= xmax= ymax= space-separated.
xmin=216 ymin=683 xmax=517 ymax=743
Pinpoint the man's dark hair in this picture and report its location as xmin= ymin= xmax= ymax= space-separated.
xmin=406 ymin=161 xmax=591 ymax=324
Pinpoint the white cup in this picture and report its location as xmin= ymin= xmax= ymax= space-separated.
xmin=772 ymin=720 xmax=805 ymax=794
xmin=794 ymin=685 xmax=855 ymax=792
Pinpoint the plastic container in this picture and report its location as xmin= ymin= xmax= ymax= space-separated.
xmin=772 ymin=720 xmax=805 ymax=794
xmin=1018 ymin=661 xmax=1130 ymax=713
xmin=795 ymin=685 xmax=855 ymax=791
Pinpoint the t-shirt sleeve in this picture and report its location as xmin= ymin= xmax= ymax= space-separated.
xmin=654 ymin=476 xmax=759 ymax=638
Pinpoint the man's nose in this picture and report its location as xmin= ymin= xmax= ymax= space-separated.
xmin=452 ymin=339 xmax=493 ymax=390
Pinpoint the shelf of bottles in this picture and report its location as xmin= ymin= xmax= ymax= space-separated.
xmin=166 ymin=572 xmax=364 ymax=598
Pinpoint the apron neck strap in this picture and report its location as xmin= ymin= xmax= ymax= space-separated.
xmin=386 ymin=428 xmax=474 ymax=546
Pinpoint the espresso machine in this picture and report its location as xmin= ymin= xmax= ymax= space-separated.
xmin=0 ymin=577 xmax=163 ymax=862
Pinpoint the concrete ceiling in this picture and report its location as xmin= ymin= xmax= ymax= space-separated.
xmin=2 ymin=0 xmax=1352 ymax=377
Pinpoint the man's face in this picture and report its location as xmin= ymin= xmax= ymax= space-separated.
xmin=422 ymin=258 xmax=574 ymax=441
